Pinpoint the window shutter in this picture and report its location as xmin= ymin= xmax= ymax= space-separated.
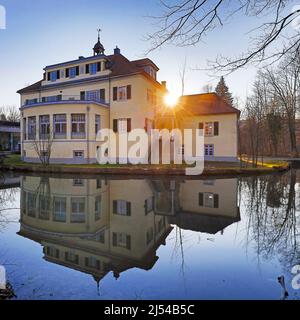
xmin=199 ymin=122 xmax=204 ymax=130
xmin=113 ymin=200 xmax=117 ymax=214
xmin=56 ymin=249 xmax=59 ymax=258
xmin=127 ymin=118 xmax=131 ymax=132
xmin=214 ymin=122 xmax=219 ymax=136
xmin=57 ymin=94 xmax=62 ymax=101
xmin=113 ymin=87 xmax=118 ymax=101
xmin=112 ymin=233 xmax=117 ymax=247
xmin=65 ymin=68 xmax=69 ymax=78
xmin=76 ymin=66 xmax=80 ymax=76
xmin=126 ymin=235 xmax=131 ymax=250
xmin=97 ymin=62 xmax=101 ymax=72
xmin=144 ymin=118 xmax=148 ymax=131
xmin=144 ymin=199 xmax=147 ymax=215
xmin=56 ymin=70 xmax=60 ymax=79
xmin=126 ymin=202 xmax=131 ymax=216
xmin=47 ymin=72 xmax=50 ymax=81
xmin=96 ymin=260 xmax=101 ymax=270
xmin=85 ymin=257 xmax=89 ymax=266
xmin=113 ymin=119 xmax=118 ymax=133
xmin=80 ymin=91 xmax=85 ymax=100
xmin=213 ymin=194 xmax=219 ymax=208
xmin=42 ymin=97 xmax=46 ymax=102
xmin=126 ymin=85 xmax=132 ymax=99
xmin=100 ymin=89 xmax=105 ymax=101
xmin=199 ymin=193 xmax=204 ymax=206
xmin=85 ymin=64 xmax=89 ymax=74
xmin=65 ymin=252 xmax=68 ymax=260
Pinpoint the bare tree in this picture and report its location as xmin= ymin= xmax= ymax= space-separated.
xmin=31 ymin=129 xmax=54 ymax=166
xmin=261 ymin=54 xmax=300 ymax=156
xmin=179 ymin=57 xmax=188 ymax=96
xmin=0 ymin=106 xmax=20 ymax=122
xmin=147 ymin=1 xmax=300 ymax=72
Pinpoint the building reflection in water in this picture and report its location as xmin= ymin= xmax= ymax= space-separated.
xmin=18 ymin=175 xmax=240 ymax=286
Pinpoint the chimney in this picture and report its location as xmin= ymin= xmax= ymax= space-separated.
xmin=114 ymin=46 xmax=121 ymax=55
xmin=161 ymin=81 xmax=167 ymax=90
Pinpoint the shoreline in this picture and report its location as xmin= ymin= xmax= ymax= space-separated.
xmin=0 ymin=162 xmax=290 ymax=177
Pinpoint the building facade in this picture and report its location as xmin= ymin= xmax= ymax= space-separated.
xmin=0 ymin=120 xmax=20 ymax=152
xmin=18 ymin=36 xmax=239 ymax=164
xmin=18 ymin=37 xmax=164 ymax=164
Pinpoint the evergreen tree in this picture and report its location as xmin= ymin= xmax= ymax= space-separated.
xmin=215 ymin=76 xmax=233 ymax=106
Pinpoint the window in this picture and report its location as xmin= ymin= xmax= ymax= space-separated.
xmin=53 ymin=114 xmax=67 ymax=139
xmin=27 ymin=192 xmax=36 ymax=217
xmin=96 ymin=178 xmax=102 ymax=189
xmin=113 ymin=118 xmax=131 ymax=133
xmin=199 ymin=192 xmax=219 ymax=208
xmin=71 ymin=198 xmax=85 ymax=223
xmin=146 ymin=227 xmax=154 ymax=245
xmin=39 ymin=115 xmax=50 ymax=139
xmin=86 ymin=90 xmax=99 ymax=101
xmin=85 ymin=256 xmax=100 ymax=270
xmin=42 ymin=95 xmax=62 ymax=103
xmin=95 ymin=196 xmax=101 ymax=221
xmin=204 ymin=144 xmax=214 ymax=157
xmin=71 ymin=114 xmax=86 ymax=138
xmin=28 ymin=116 xmax=36 ymax=140
xmin=45 ymin=246 xmax=60 ymax=259
xmin=147 ymin=89 xmax=156 ymax=105
xmin=69 ymin=67 xmax=77 ymax=78
xmin=95 ymin=115 xmax=101 ymax=135
xmin=65 ymin=251 xmax=79 ymax=264
xmin=73 ymin=178 xmax=84 ymax=186
xmin=53 ymin=197 xmax=66 ymax=222
xmin=73 ymin=150 xmax=84 ymax=158
xmin=204 ymin=122 xmax=213 ymax=136
xmin=113 ymin=85 xmax=132 ymax=101
xmin=23 ymin=118 xmax=27 ymax=140
xmin=145 ymin=197 xmax=154 ymax=215
xmin=113 ymin=200 xmax=131 ymax=216
xmin=49 ymin=71 xmax=57 ymax=82
xmin=25 ymin=98 xmax=38 ymax=105
xmin=90 ymin=63 xmax=97 ymax=75
xmin=39 ymin=195 xmax=50 ymax=220
xmin=112 ymin=232 xmax=131 ymax=249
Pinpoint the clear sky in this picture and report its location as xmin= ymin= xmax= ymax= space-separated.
xmin=0 ymin=0 xmax=295 ymax=107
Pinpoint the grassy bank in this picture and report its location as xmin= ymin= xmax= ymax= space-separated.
xmin=0 ymin=154 xmax=290 ymax=176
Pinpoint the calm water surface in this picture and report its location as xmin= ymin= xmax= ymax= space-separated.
xmin=0 ymin=171 xmax=299 ymax=300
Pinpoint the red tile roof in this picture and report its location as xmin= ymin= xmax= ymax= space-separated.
xmin=17 ymin=54 xmax=162 ymax=94
xmin=178 ymin=93 xmax=240 ymax=116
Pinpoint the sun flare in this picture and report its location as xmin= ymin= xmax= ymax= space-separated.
xmin=164 ymin=92 xmax=179 ymax=108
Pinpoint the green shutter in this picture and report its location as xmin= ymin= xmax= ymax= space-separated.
xmin=85 ymin=257 xmax=89 ymax=266
xmin=126 ymin=235 xmax=131 ymax=250
xmin=199 ymin=193 xmax=204 ymax=206
xmin=65 ymin=68 xmax=69 ymax=78
xmin=76 ymin=66 xmax=80 ymax=76
xmin=214 ymin=194 xmax=219 ymax=208
xmin=214 ymin=122 xmax=219 ymax=136
xmin=126 ymin=85 xmax=132 ymax=99
xmin=113 ymin=87 xmax=118 ymax=101
xmin=127 ymin=118 xmax=131 ymax=132
xmin=85 ymin=64 xmax=89 ymax=74
xmin=97 ymin=62 xmax=101 ymax=72
xmin=113 ymin=119 xmax=118 ymax=133
xmin=126 ymin=202 xmax=131 ymax=216
xmin=113 ymin=200 xmax=117 ymax=214
xmin=112 ymin=233 xmax=117 ymax=246
xmin=199 ymin=122 xmax=204 ymax=130
xmin=144 ymin=199 xmax=148 ymax=215
xmin=100 ymin=89 xmax=105 ymax=101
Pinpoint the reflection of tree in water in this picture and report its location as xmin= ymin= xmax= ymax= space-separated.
xmin=241 ymin=170 xmax=300 ymax=272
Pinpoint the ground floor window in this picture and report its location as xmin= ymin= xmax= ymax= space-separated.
xmin=53 ymin=197 xmax=67 ymax=222
xmin=28 ymin=116 xmax=36 ymax=140
xmin=53 ymin=114 xmax=67 ymax=139
xmin=71 ymin=197 xmax=86 ymax=223
xmin=204 ymin=144 xmax=214 ymax=156
xmin=39 ymin=115 xmax=50 ymax=139
xmin=73 ymin=150 xmax=84 ymax=159
xmin=71 ymin=114 xmax=86 ymax=139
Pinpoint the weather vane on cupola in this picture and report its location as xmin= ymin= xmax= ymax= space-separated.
xmin=93 ymin=28 xmax=105 ymax=56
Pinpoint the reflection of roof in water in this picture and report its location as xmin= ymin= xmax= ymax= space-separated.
xmin=168 ymin=209 xmax=240 ymax=234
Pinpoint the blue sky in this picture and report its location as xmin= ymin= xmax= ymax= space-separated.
xmin=0 ymin=0 xmax=295 ymax=107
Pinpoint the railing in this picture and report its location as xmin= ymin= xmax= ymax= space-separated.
xmin=24 ymin=95 xmax=107 ymax=106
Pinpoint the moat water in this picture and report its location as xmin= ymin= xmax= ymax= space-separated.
xmin=0 ymin=170 xmax=299 ymax=300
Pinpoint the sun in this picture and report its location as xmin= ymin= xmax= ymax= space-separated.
xmin=164 ymin=92 xmax=179 ymax=108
